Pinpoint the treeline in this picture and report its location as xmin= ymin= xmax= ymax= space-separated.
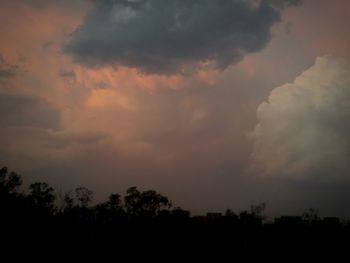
xmin=1 ymin=166 xmax=349 ymax=256
xmin=0 ymin=166 xmax=181 ymax=219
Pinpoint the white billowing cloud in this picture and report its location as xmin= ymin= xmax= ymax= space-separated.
xmin=250 ymin=56 xmax=350 ymax=180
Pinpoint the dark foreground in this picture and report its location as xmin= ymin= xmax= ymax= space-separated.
xmin=1 ymin=166 xmax=349 ymax=257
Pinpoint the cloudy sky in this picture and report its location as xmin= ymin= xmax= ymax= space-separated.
xmin=1 ymin=0 xmax=350 ymax=217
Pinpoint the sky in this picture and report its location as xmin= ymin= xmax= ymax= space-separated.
xmin=1 ymin=0 xmax=350 ymax=217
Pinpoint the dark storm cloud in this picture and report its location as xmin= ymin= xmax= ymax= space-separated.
xmin=8 ymin=0 xmax=89 ymax=9
xmin=0 ymin=93 xmax=60 ymax=129
xmin=64 ymin=0 xmax=300 ymax=74
xmin=270 ymin=0 xmax=302 ymax=9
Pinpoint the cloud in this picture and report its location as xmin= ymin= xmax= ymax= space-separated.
xmin=59 ymin=69 xmax=76 ymax=78
xmin=0 ymin=93 xmax=60 ymax=129
xmin=250 ymin=56 xmax=350 ymax=180
xmin=282 ymin=0 xmax=350 ymax=59
xmin=0 ymin=55 xmax=18 ymax=78
xmin=5 ymin=0 xmax=89 ymax=9
xmin=64 ymin=0 xmax=300 ymax=75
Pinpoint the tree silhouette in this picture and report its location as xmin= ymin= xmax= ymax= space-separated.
xmin=63 ymin=190 xmax=74 ymax=210
xmin=29 ymin=182 xmax=56 ymax=210
xmin=0 ymin=166 xmax=22 ymax=195
xmin=225 ymin=209 xmax=238 ymax=219
xmin=107 ymin=193 xmax=122 ymax=210
xmin=75 ymin=186 xmax=93 ymax=207
xmin=251 ymin=203 xmax=266 ymax=221
xmin=95 ymin=193 xmax=125 ymax=223
xmin=124 ymin=186 xmax=141 ymax=216
xmin=124 ymin=187 xmax=171 ymax=217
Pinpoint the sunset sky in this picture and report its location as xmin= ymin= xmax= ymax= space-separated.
xmin=1 ymin=0 xmax=350 ymax=217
